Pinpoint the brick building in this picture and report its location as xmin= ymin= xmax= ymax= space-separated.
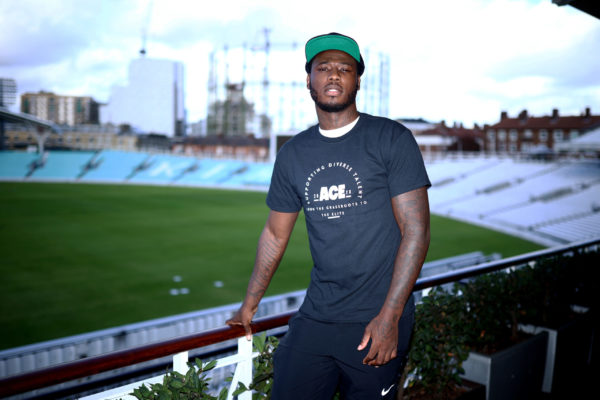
xmin=483 ymin=108 xmax=600 ymax=154
xmin=418 ymin=121 xmax=484 ymax=153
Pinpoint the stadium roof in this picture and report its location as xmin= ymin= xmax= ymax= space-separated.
xmin=0 ymin=106 xmax=56 ymax=131
xmin=553 ymin=0 xmax=600 ymax=19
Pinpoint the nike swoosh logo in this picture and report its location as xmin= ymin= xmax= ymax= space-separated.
xmin=381 ymin=383 xmax=394 ymax=396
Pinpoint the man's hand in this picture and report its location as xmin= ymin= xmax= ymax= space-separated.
xmin=226 ymin=305 xmax=256 ymax=341
xmin=357 ymin=313 xmax=399 ymax=366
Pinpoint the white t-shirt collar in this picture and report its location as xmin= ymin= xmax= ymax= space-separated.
xmin=319 ymin=116 xmax=360 ymax=138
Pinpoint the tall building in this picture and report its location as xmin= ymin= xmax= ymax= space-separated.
xmin=20 ymin=91 xmax=99 ymax=125
xmin=101 ymin=58 xmax=185 ymax=137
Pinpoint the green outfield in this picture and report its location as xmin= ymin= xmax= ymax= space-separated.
xmin=0 ymin=182 xmax=543 ymax=349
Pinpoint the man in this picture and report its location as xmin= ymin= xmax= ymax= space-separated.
xmin=226 ymin=32 xmax=431 ymax=399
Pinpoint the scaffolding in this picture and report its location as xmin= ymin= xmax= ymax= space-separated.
xmin=207 ymin=29 xmax=390 ymax=138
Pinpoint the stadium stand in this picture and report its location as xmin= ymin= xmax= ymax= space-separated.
xmin=428 ymin=158 xmax=559 ymax=211
xmin=428 ymin=158 xmax=600 ymax=245
xmin=1 ymin=150 xmax=598 ymax=246
xmin=127 ymin=154 xmax=197 ymax=184
xmin=0 ymin=151 xmax=39 ymax=179
xmin=488 ymin=182 xmax=600 ymax=228
xmin=176 ymin=158 xmax=248 ymax=186
xmin=535 ymin=212 xmax=600 ymax=243
xmin=436 ymin=162 xmax=594 ymax=216
xmin=81 ymin=150 xmax=150 ymax=182
xmin=219 ymin=161 xmax=273 ymax=187
xmin=28 ymin=151 xmax=96 ymax=180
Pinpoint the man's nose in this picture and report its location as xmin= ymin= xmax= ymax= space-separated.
xmin=328 ymin=69 xmax=341 ymax=81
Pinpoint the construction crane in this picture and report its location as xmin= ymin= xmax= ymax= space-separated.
xmin=139 ymin=0 xmax=154 ymax=56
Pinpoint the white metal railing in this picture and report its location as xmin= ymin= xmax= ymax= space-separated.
xmin=80 ymin=337 xmax=257 ymax=400
xmin=2 ymin=239 xmax=597 ymax=399
xmin=0 ymin=290 xmax=305 ymax=381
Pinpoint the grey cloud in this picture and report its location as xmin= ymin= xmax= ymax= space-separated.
xmin=0 ymin=1 xmax=135 ymax=67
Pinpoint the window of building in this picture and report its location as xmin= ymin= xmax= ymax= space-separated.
xmin=498 ymin=130 xmax=506 ymax=140
xmin=509 ymin=130 xmax=518 ymax=141
xmin=524 ymin=129 xmax=533 ymax=139
xmin=539 ymin=130 xmax=548 ymax=142
xmin=509 ymin=143 xmax=518 ymax=152
xmin=570 ymin=130 xmax=579 ymax=140
xmin=553 ymin=130 xmax=564 ymax=142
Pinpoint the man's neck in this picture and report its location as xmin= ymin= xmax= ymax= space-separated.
xmin=316 ymin=106 xmax=360 ymax=130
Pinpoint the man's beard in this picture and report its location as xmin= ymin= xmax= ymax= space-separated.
xmin=309 ymin=82 xmax=358 ymax=113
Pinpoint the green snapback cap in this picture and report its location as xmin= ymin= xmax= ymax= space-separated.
xmin=305 ymin=32 xmax=365 ymax=75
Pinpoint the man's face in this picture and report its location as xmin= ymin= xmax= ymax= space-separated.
xmin=307 ymin=50 xmax=361 ymax=113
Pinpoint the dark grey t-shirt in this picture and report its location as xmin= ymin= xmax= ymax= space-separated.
xmin=267 ymin=113 xmax=430 ymax=322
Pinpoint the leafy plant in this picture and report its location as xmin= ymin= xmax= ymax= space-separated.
xmin=130 ymin=359 xmax=227 ymax=400
xmin=402 ymin=286 xmax=470 ymax=399
xmin=459 ymin=270 xmax=523 ymax=354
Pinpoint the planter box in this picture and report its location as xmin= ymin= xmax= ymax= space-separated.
xmin=402 ymin=379 xmax=485 ymax=400
xmin=457 ymin=379 xmax=486 ymax=400
xmin=461 ymin=332 xmax=548 ymax=400
xmin=519 ymin=310 xmax=593 ymax=394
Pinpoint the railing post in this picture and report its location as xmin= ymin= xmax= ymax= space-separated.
xmin=237 ymin=337 xmax=253 ymax=400
xmin=173 ymin=351 xmax=189 ymax=374
xmin=227 ymin=337 xmax=254 ymax=400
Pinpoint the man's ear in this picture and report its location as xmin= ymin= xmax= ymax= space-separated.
xmin=357 ymin=75 xmax=361 ymax=90
xmin=306 ymin=74 xmax=311 ymax=90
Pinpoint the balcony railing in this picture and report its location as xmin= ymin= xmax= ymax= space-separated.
xmin=1 ymin=237 xmax=598 ymax=399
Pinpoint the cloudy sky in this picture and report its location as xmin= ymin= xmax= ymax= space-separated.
xmin=0 ymin=0 xmax=598 ymax=129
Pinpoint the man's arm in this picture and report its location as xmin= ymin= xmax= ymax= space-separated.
xmin=358 ymin=186 xmax=430 ymax=365
xmin=226 ymin=210 xmax=299 ymax=339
